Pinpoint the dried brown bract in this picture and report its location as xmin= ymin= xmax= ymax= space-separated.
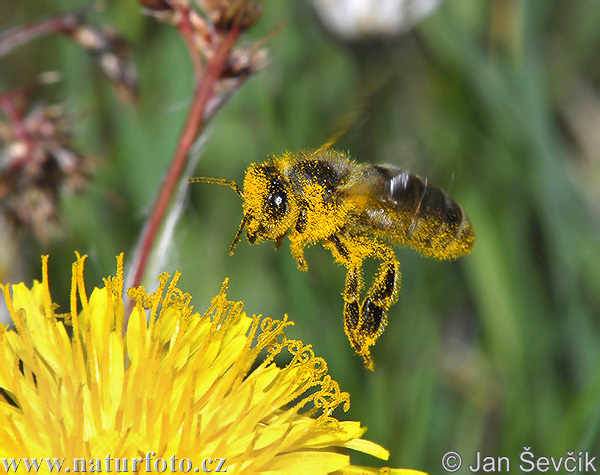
xmin=206 ymin=43 xmax=268 ymax=114
xmin=64 ymin=24 xmax=138 ymax=103
xmin=197 ymin=0 xmax=263 ymax=31
xmin=0 ymin=95 xmax=90 ymax=242
xmin=139 ymin=0 xmax=174 ymax=12
xmin=0 ymin=8 xmax=138 ymax=104
xmin=224 ymin=40 xmax=269 ymax=78
xmin=136 ymin=0 xmax=268 ymax=123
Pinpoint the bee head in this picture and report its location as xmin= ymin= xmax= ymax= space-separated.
xmin=239 ymin=163 xmax=295 ymax=249
xmin=187 ymin=164 xmax=295 ymax=256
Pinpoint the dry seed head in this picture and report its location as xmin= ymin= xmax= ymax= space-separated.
xmin=68 ymin=24 xmax=138 ymax=103
xmin=0 ymin=104 xmax=90 ymax=242
xmin=138 ymin=0 xmax=174 ymax=11
xmin=221 ymin=42 xmax=268 ymax=79
xmin=197 ymin=0 xmax=263 ymax=31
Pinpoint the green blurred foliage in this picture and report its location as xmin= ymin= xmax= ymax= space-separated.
xmin=3 ymin=0 xmax=600 ymax=472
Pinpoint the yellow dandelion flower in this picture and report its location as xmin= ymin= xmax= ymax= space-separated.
xmin=0 ymin=254 xmax=426 ymax=475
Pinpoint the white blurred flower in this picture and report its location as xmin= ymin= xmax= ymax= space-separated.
xmin=311 ymin=0 xmax=444 ymax=39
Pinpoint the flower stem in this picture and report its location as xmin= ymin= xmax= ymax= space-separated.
xmin=0 ymin=93 xmax=37 ymax=168
xmin=126 ymin=24 xmax=241 ymax=302
xmin=177 ymin=7 xmax=204 ymax=78
xmin=0 ymin=8 xmax=89 ymax=57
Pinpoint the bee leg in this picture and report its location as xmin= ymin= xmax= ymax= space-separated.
xmin=357 ymin=242 xmax=400 ymax=369
xmin=325 ymin=235 xmax=400 ymax=370
xmin=358 ymin=254 xmax=400 ymax=369
xmin=290 ymin=235 xmax=309 ymax=271
xmin=324 ymin=235 xmax=369 ymax=364
xmin=274 ymin=233 xmax=287 ymax=251
xmin=343 ymin=268 xmax=366 ymax=355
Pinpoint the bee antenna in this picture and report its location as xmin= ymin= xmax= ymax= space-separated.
xmin=188 ymin=177 xmax=244 ymax=198
xmin=228 ymin=215 xmax=247 ymax=256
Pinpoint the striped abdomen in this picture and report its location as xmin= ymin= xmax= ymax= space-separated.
xmin=375 ymin=166 xmax=474 ymax=259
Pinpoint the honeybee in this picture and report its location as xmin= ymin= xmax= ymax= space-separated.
xmin=189 ymin=149 xmax=474 ymax=370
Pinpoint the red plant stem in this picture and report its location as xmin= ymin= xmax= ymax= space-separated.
xmin=0 ymin=9 xmax=86 ymax=57
xmin=0 ymin=93 xmax=37 ymax=167
xmin=128 ymin=25 xmax=240 ymax=297
xmin=0 ymin=94 xmax=26 ymax=139
xmin=177 ymin=8 xmax=204 ymax=77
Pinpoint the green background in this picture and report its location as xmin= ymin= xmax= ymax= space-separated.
xmin=3 ymin=0 xmax=600 ymax=472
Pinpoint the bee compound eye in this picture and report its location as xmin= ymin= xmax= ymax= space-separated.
xmin=266 ymin=191 xmax=288 ymax=218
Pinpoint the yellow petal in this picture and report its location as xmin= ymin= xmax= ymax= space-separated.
xmin=0 ymin=254 xmax=425 ymax=475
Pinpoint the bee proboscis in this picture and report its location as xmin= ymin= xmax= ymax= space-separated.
xmin=189 ymin=149 xmax=474 ymax=370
